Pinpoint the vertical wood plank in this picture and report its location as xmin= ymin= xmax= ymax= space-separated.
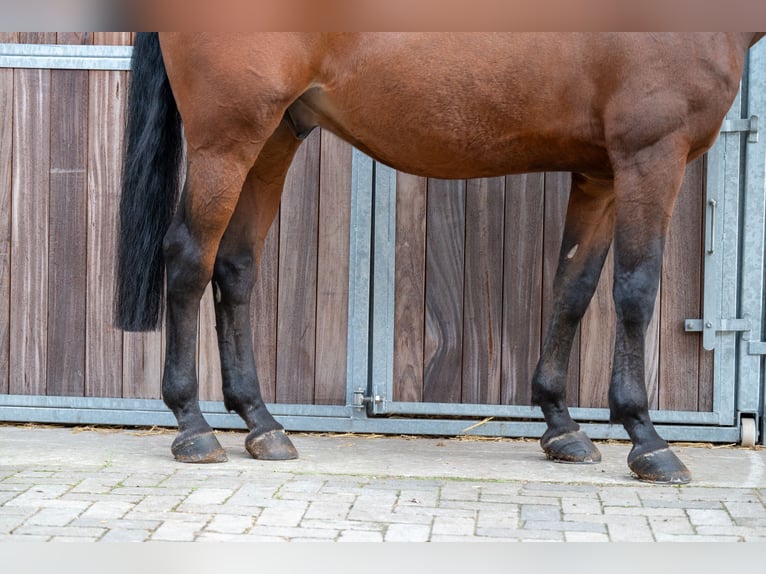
xmin=462 ymin=177 xmax=504 ymax=404
xmin=501 ymin=173 xmax=544 ymax=405
xmin=276 ymin=130 xmax=320 ymax=404
xmin=10 ymin=44 xmax=53 ymax=395
xmin=541 ymin=173 xmax=580 ymax=405
xmin=252 ymin=212 xmax=279 ymax=404
xmin=644 ymin=288 xmax=661 ymax=409
xmin=578 ymin=248 xmax=615 ymax=408
xmin=0 ymin=33 xmax=15 ymax=393
xmin=86 ymin=69 xmax=124 ymax=397
xmin=659 ymin=158 xmax=705 ymax=411
xmin=197 ymin=286 xmax=224 ymax=401
xmin=47 ymin=35 xmax=89 ymax=396
xmin=314 ymin=131 xmax=352 ymax=405
xmin=423 ymin=179 xmax=465 ymax=403
xmin=86 ymin=33 xmax=131 ymax=398
xmin=392 ymin=173 xmax=427 ymax=403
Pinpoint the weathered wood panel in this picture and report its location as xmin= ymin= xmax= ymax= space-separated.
xmin=0 ymin=33 xmax=16 ymax=394
xmin=392 ymin=173 xmax=427 ymax=403
xmin=85 ymin=33 xmax=132 ymax=398
xmin=276 ymin=130 xmax=321 ymax=404
xmin=423 ymin=179 xmax=466 ymax=403
xmin=462 ymin=177 xmax=504 ymax=404
xmin=10 ymin=52 xmax=53 ymax=395
xmin=392 ymin=163 xmax=712 ymax=414
xmin=501 ymin=173 xmax=544 ymax=405
xmin=660 ymin=157 xmax=706 ymax=411
xmin=47 ymin=32 xmax=89 ymax=396
xmin=314 ymin=131 xmax=352 ymax=405
xmin=251 ymin=211 xmax=279 ymax=404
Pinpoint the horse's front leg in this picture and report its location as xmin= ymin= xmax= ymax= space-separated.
xmin=609 ymin=143 xmax=691 ymax=484
xmin=532 ymin=173 xmax=615 ymax=464
xmin=213 ymin=120 xmax=302 ymax=460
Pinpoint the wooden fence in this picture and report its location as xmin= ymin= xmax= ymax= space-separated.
xmin=1 ymin=33 xmax=711 ymax=414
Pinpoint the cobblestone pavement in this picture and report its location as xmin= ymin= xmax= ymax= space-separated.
xmin=1 ymin=424 xmax=764 ymax=542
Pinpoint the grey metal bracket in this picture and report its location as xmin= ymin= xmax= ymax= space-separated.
xmin=748 ymin=341 xmax=766 ymax=356
xmin=684 ymin=318 xmax=751 ymax=351
xmin=352 ymin=389 xmax=385 ymax=410
xmin=720 ymin=115 xmax=759 ymax=143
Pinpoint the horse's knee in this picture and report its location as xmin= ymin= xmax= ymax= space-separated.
xmin=613 ymin=268 xmax=659 ymax=334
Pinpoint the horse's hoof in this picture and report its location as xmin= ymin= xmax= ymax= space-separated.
xmin=171 ymin=430 xmax=228 ymax=463
xmin=628 ymin=447 xmax=691 ymax=484
xmin=245 ymin=429 xmax=298 ymax=460
xmin=541 ymin=429 xmax=602 ymax=464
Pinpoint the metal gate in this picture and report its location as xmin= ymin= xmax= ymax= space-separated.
xmin=1 ymin=38 xmax=764 ymax=445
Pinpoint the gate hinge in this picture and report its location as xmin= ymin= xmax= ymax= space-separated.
xmin=748 ymin=341 xmax=766 ymax=356
xmin=352 ymin=388 xmax=385 ymax=409
xmin=720 ymin=115 xmax=758 ymax=143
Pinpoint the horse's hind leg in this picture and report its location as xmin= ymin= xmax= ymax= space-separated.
xmin=162 ymin=138 xmax=273 ymax=463
xmin=213 ymin=120 xmax=302 ymax=460
xmin=532 ymin=174 xmax=615 ymax=463
xmin=609 ymin=142 xmax=691 ymax=484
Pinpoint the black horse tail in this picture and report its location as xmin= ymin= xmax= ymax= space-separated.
xmin=115 ymin=32 xmax=184 ymax=331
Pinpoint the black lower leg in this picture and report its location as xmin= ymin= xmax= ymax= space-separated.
xmin=610 ymin=245 xmax=690 ymax=483
xmin=213 ymin=253 xmax=297 ymax=460
xmin=163 ymin=222 xmax=226 ymax=463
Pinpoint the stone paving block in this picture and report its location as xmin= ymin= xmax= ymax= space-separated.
xmin=0 ymin=534 xmax=52 ymax=542
xmin=338 ymin=529 xmax=384 ymax=541
xmin=13 ymin=525 xmax=106 ymax=538
xmin=598 ymin=488 xmax=642 ymax=507
xmin=4 ymin=484 xmax=72 ymax=505
xmin=184 ymin=488 xmax=235 ymax=505
xmin=431 ymin=515 xmax=476 ymax=536
xmin=50 ymin=536 xmax=101 ymax=542
xmin=524 ymin=520 xmax=606 ymax=533
xmin=520 ymin=504 xmax=561 ymax=522
xmin=299 ymin=518 xmax=385 ymax=532
xmin=603 ymin=506 xmax=685 ymax=517
xmin=476 ymin=509 xmax=519 ymax=530
xmin=475 ymin=527 xmax=564 ymax=541
xmin=654 ymin=534 xmax=742 ymax=542
xmin=79 ymin=500 xmax=134 ymax=520
xmin=99 ymin=529 xmax=152 ymax=542
xmin=439 ymin=483 xmax=482 ymax=501
xmin=603 ymin=516 xmax=654 ymax=542
xmin=686 ymin=508 xmax=733 ymax=526
xmin=398 ymin=489 xmax=439 ymax=507
xmin=205 ymin=514 xmax=254 ymax=534
xmin=565 ymin=531 xmax=610 ymax=541
xmin=561 ymin=497 xmax=602 ymax=515
xmin=151 ymin=519 xmax=208 ymax=541
xmin=724 ymin=500 xmax=766 ymax=518
xmin=384 ymin=523 xmax=431 ymax=542
xmin=649 ymin=516 xmax=694 ymax=536
xmin=26 ymin=506 xmax=86 ymax=527
xmin=248 ymin=525 xmax=338 ymax=540
xmin=303 ymin=500 xmax=352 ymax=521
xmin=255 ymin=502 xmax=308 ymax=527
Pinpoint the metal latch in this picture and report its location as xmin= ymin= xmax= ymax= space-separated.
xmin=352 ymin=388 xmax=384 ymax=409
xmin=684 ymin=318 xmax=751 ymax=351
xmin=720 ymin=115 xmax=758 ymax=143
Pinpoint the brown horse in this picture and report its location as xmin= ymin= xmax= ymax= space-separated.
xmin=116 ymin=32 xmax=764 ymax=483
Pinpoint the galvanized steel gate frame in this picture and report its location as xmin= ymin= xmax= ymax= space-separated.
xmin=0 ymin=40 xmax=764 ymax=445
